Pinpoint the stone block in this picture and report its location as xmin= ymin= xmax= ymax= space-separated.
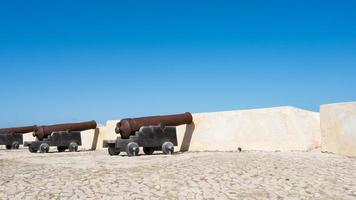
xmin=321 ymin=102 xmax=356 ymax=156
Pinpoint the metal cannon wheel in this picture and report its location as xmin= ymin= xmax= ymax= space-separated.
xmin=68 ymin=142 xmax=78 ymax=152
xmin=6 ymin=142 xmax=20 ymax=149
xmin=126 ymin=142 xmax=139 ymax=157
xmin=39 ymin=143 xmax=50 ymax=153
xmin=108 ymin=146 xmax=120 ymax=156
xmin=143 ymin=147 xmax=155 ymax=155
xmin=28 ymin=145 xmax=38 ymax=153
xmin=57 ymin=146 xmax=67 ymax=152
xmin=162 ymin=142 xmax=174 ymax=155
xmin=12 ymin=141 xmax=20 ymax=149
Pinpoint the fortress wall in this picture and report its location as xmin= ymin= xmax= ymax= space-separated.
xmin=11 ymin=103 xmax=356 ymax=157
xmin=93 ymin=106 xmax=321 ymax=152
xmin=177 ymin=106 xmax=320 ymax=151
xmin=321 ymin=102 xmax=356 ymax=157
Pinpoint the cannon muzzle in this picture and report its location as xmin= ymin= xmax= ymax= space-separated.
xmin=115 ymin=112 xmax=193 ymax=139
xmin=0 ymin=125 xmax=37 ymax=135
xmin=33 ymin=120 xmax=97 ymax=140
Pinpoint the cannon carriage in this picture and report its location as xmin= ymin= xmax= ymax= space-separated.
xmin=24 ymin=121 xmax=97 ymax=153
xmin=0 ymin=125 xmax=36 ymax=150
xmin=104 ymin=112 xmax=192 ymax=156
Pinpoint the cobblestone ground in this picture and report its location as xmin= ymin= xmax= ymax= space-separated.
xmin=0 ymin=149 xmax=356 ymax=200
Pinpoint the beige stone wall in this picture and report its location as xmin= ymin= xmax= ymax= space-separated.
xmin=321 ymin=102 xmax=356 ymax=156
xmin=177 ymin=106 xmax=320 ymax=151
xmin=94 ymin=106 xmax=321 ymax=152
xmin=97 ymin=120 xmax=119 ymax=147
xmin=77 ymin=120 xmax=118 ymax=150
xmin=79 ymin=128 xmax=101 ymax=150
xmin=23 ymin=132 xmax=35 ymax=143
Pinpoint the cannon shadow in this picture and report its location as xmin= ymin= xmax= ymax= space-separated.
xmin=179 ymin=122 xmax=195 ymax=152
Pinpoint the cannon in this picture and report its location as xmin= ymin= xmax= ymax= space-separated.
xmin=115 ymin=112 xmax=193 ymax=139
xmin=0 ymin=125 xmax=36 ymax=149
xmin=104 ymin=112 xmax=193 ymax=156
xmin=24 ymin=121 xmax=97 ymax=153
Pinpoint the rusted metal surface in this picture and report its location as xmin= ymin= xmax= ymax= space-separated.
xmin=33 ymin=120 xmax=97 ymax=140
xmin=115 ymin=112 xmax=193 ymax=139
xmin=0 ymin=125 xmax=37 ymax=135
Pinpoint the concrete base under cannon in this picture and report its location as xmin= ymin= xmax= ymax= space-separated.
xmin=103 ymin=125 xmax=178 ymax=156
xmin=24 ymin=131 xmax=82 ymax=153
xmin=0 ymin=134 xmax=23 ymax=149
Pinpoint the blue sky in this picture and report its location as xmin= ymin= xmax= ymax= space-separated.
xmin=0 ymin=0 xmax=355 ymax=126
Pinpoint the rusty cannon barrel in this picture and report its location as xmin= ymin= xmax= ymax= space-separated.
xmin=0 ymin=125 xmax=37 ymax=135
xmin=115 ymin=112 xmax=193 ymax=139
xmin=33 ymin=120 xmax=97 ymax=140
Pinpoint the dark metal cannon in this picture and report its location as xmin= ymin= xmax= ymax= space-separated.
xmin=115 ymin=112 xmax=193 ymax=139
xmin=104 ymin=112 xmax=193 ymax=156
xmin=0 ymin=125 xmax=36 ymax=149
xmin=34 ymin=120 xmax=97 ymax=140
xmin=0 ymin=125 xmax=37 ymax=135
xmin=25 ymin=120 xmax=97 ymax=153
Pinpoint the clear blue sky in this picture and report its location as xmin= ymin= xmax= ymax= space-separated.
xmin=0 ymin=0 xmax=355 ymax=126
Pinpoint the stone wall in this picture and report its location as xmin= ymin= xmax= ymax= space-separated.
xmin=0 ymin=106 xmax=321 ymax=152
xmin=321 ymin=102 xmax=356 ymax=156
xmin=95 ymin=106 xmax=321 ymax=152
xmin=6 ymin=103 xmax=356 ymax=157
xmin=177 ymin=106 xmax=320 ymax=151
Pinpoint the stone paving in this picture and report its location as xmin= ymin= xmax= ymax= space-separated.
xmin=0 ymin=148 xmax=356 ymax=199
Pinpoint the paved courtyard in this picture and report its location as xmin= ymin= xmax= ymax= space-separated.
xmin=0 ymin=149 xmax=355 ymax=199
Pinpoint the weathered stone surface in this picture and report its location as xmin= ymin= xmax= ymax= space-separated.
xmin=1 ymin=150 xmax=356 ymax=199
xmin=96 ymin=106 xmax=320 ymax=152
xmin=321 ymin=102 xmax=356 ymax=156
